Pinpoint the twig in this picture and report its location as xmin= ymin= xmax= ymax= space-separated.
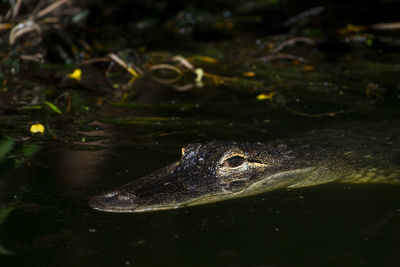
xmin=36 ymin=0 xmax=71 ymax=19
xmin=55 ymin=92 xmax=71 ymax=113
xmin=260 ymin=53 xmax=303 ymax=62
xmin=271 ymin=37 xmax=315 ymax=54
xmin=20 ymin=53 xmax=44 ymax=62
xmin=283 ymin=105 xmax=354 ymax=118
xmin=107 ymin=53 xmax=143 ymax=77
xmin=371 ymin=22 xmax=400 ymax=31
xmin=149 ymin=64 xmax=183 ymax=84
xmin=9 ymin=20 xmax=41 ymax=45
xmin=172 ymin=55 xmax=195 ymax=70
xmin=11 ymin=0 xmax=23 ymax=20
xmin=282 ymin=6 xmax=324 ymax=27
xmin=79 ymin=57 xmax=111 ymax=65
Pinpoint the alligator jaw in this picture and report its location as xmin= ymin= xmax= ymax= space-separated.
xmin=89 ymin=167 xmax=315 ymax=213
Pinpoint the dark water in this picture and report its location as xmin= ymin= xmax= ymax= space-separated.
xmin=1 ymin=42 xmax=400 ymax=267
xmin=1 ymin=142 xmax=400 ymax=267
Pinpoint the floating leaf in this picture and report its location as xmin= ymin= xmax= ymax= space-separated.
xmin=242 ymin=71 xmax=256 ymax=77
xmin=68 ymin=68 xmax=82 ymax=81
xmin=257 ymin=92 xmax=275 ymax=101
xmin=188 ymin=56 xmax=218 ymax=63
xmin=30 ymin=123 xmax=45 ymax=134
xmin=43 ymin=101 xmax=62 ymax=114
xmin=20 ymin=105 xmax=42 ymax=110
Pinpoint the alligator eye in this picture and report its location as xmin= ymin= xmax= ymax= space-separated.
xmin=222 ymin=156 xmax=245 ymax=168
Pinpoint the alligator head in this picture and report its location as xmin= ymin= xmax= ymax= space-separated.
xmin=89 ymin=141 xmax=314 ymax=213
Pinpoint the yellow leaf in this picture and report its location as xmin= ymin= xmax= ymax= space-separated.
xmin=257 ymin=92 xmax=275 ymax=101
xmin=187 ymin=56 xmax=218 ymax=63
xmin=68 ymin=68 xmax=82 ymax=81
xmin=337 ymin=24 xmax=368 ymax=34
xmin=242 ymin=72 xmax=256 ymax=77
xmin=302 ymin=65 xmax=314 ymax=71
xmin=0 ymin=23 xmax=14 ymax=30
xmin=30 ymin=124 xmax=45 ymax=134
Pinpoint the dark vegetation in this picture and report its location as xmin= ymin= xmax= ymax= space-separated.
xmin=1 ymin=0 xmax=399 ymax=142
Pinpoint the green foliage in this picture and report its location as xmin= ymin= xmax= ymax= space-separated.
xmin=0 ymin=138 xmax=14 ymax=160
xmin=0 ymin=206 xmax=14 ymax=255
xmin=43 ymin=101 xmax=63 ymax=114
xmin=0 ymin=137 xmax=41 ymax=174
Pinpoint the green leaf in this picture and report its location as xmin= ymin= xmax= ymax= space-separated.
xmin=20 ymin=105 xmax=43 ymax=110
xmin=22 ymin=144 xmax=40 ymax=158
xmin=43 ymin=101 xmax=62 ymax=114
xmin=72 ymin=9 xmax=90 ymax=24
xmin=0 ymin=206 xmax=14 ymax=255
xmin=0 ymin=243 xmax=14 ymax=255
xmin=0 ymin=138 xmax=14 ymax=161
xmin=0 ymin=206 xmax=13 ymax=224
xmin=15 ymin=144 xmax=41 ymax=167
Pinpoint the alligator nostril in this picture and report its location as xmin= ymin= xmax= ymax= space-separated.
xmin=89 ymin=191 xmax=136 ymax=211
xmin=104 ymin=191 xmax=118 ymax=198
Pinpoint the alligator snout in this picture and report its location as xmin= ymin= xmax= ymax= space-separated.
xmin=89 ymin=191 xmax=138 ymax=212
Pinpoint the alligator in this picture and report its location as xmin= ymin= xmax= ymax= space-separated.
xmin=90 ymin=122 xmax=400 ymax=213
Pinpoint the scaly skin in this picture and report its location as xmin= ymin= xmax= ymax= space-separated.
xmin=90 ymin=122 xmax=400 ymax=213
